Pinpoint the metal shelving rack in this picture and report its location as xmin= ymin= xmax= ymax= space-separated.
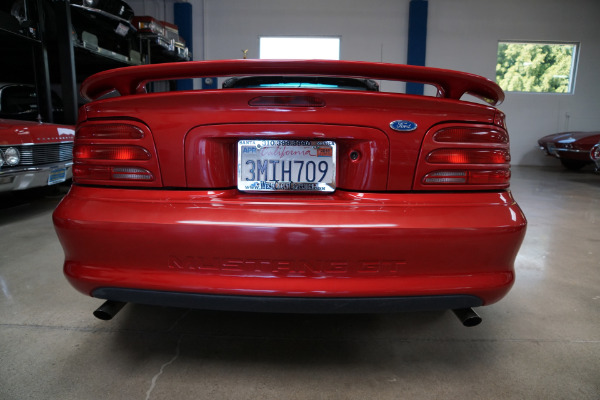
xmin=1 ymin=0 xmax=190 ymax=125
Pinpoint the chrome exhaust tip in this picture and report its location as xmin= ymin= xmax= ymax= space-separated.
xmin=93 ymin=300 xmax=126 ymax=320
xmin=452 ymin=308 xmax=482 ymax=327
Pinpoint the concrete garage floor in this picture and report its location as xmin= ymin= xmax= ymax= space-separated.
xmin=0 ymin=166 xmax=598 ymax=399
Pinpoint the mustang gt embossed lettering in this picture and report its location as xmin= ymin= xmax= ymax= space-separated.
xmin=168 ymin=256 xmax=408 ymax=277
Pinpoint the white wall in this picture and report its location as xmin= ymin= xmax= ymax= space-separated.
xmin=201 ymin=0 xmax=409 ymax=63
xmin=427 ymin=0 xmax=600 ymax=165
xmin=127 ymin=0 xmax=600 ymax=166
xmin=128 ymin=0 xmax=410 ymax=64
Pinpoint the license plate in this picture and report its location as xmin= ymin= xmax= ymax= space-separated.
xmin=115 ymin=23 xmax=130 ymax=37
xmin=48 ymin=167 xmax=67 ymax=185
xmin=238 ymin=139 xmax=336 ymax=192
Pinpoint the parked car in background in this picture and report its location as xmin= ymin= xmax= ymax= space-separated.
xmin=162 ymin=20 xmax=191 ymax=61
xmin=1 ymin=118 xmax=74 ymax=192
xmin=538 ymin=131 xmax=600 ymax=171
xmin=53 ymin=60 xmax=526 ymax=326
xmin=0 ymin=83 xmax=74 ymax=192
xmin=132 ymin=16 xmax=191 ymax=62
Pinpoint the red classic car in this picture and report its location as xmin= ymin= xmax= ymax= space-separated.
xmin=132 ymin=16 xmax=191 ymax=61
xmin=53 ymin=60 xmax=527 ymax=326
xmin=538 ymin=131 xmax=600 ymax=171
xmin=1 ymin=118 xmax=74 ymax=192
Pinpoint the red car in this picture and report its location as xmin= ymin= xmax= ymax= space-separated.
xmin=1 ymin=118 xmax=74 ymax=192
xmin=132 ymin=16 xmax=191 ymax=61
xmin=53 ymin=60 xmax=527 ymax=326
xmin=538 ymin=131 xmax=600 ymax=171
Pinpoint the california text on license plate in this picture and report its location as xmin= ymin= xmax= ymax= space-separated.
xmin=237 ymin=139 xmax=336 ymax=192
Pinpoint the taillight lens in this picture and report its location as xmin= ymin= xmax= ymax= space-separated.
xmin=73 ymin=121 xmax=160 ymax=186
xmin=415 ymin=124 xmax=511 ymax=190
xmin=423 ymin=169 xmax=510 ymax=185
xmin=135 ymin=20 xmax=165 ymax=35
xmin=77 ymin=124 xmax=145 ymax=139
xmin=427 ymin=149 xmax=510 ymax=164
xmin=494 ymin=111 xmax=507 ymax=129
xmin=74 ymin=145 xmax=151 ymax=160
xmin=74 ymin=165 xmax=154 ymax=181
xmin=433 ymin=127 xmax=508 ymax=143
xmin=111 ymin=167 xmax=154 ymax=180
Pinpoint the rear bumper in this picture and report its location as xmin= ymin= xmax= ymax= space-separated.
xmin=539 ymin=143 xmax=592 ymax=161
xmin=93 ymin=288 xmax=483 ymax=313
xmin=53 ymin=186 xmax=527 ymax=309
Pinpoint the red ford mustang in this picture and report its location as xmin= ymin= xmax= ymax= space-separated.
xmin=53 ymin=60 xmax=527 ymax=326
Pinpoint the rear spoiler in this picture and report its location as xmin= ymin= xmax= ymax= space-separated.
xmin=80 ymin=59 xmax=504 ymax=105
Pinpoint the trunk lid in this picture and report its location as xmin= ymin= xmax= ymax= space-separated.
xmin=80 ymin=89 xmax=498 ymax=191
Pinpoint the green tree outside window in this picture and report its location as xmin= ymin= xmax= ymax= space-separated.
xmin=496 ymin=42 xmax=577 ymax=93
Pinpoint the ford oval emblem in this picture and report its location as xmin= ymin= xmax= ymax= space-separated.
xmin=390 ymin=120 xmax=418 ymax=132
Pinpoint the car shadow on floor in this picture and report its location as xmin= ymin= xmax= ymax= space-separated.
xmin=103 ymin=303 xmax=482 ymax=368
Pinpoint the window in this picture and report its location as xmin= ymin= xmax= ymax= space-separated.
xmin=1 ymin=85 xmax=38 ymax=114
xmin=496 ymin=41 xmax=578 ymax=94
xmin=259 ymin=37 xmax=340 ymax=60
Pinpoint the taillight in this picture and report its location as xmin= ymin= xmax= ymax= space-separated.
xmin=74 ymin=145 xmax=151 ymax=161
xmin=433 ymin=127 xmax=508 ymax=144
xmin=73 ymin=121 xmax=161 ymax=186
xmin=423 ymin=170 xmax=510 ymax=185
xmin=494 ymin=111 xmax=507 ymax=129
xmin=73 ymin=165 xmax=154 ymax=181
xmin=414 ymin=124 xmax=511 ymax=190
xmin=77 ymin=124 xmax=145 ymax=139
xmin=426 ymin=149 xmax=510 ymax=164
